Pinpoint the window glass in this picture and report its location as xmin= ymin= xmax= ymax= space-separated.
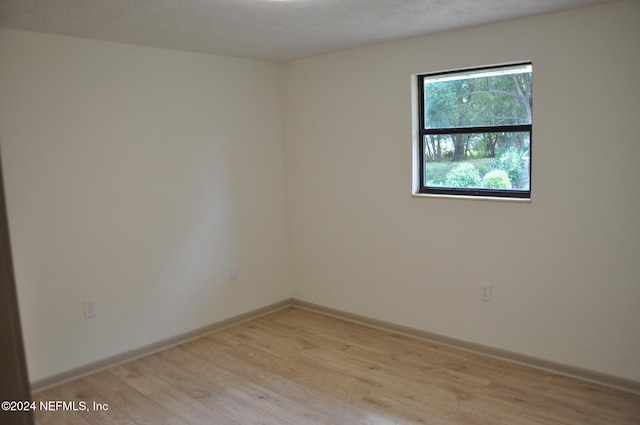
xmin=417 ymin=63 xmax=532 ymax=199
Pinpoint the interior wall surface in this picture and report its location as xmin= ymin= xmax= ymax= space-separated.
xmin=283 ymin=0 xmax=640 ymax=381
xmin=0 ymin=29 xmax=291 ymax=382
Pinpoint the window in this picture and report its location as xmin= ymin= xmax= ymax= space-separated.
xmin=415 ymin=63 xmax=532 ymax=199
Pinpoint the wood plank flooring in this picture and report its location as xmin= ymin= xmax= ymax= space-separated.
xmin=33 ymin=307 xmax=640 ymax=424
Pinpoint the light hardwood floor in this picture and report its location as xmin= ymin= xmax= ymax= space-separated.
xmin=34 ymin=307 xmax=640 ymax=425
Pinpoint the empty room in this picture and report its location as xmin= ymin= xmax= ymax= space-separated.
xmin=0 ymin=0 xmax=639 ymax=424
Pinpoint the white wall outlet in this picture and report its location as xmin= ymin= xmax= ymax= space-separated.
xmin=229 ymin=265 xmax=237 ymax=280
xmin=479 ymin=283 xmax=492 ymax=302
xmin=83 ymin=298 xmax=97 ymax=318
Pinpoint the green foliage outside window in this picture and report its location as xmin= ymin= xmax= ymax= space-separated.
xmin=481 ymin=169 xmax=512 ymax=189
xmin=445 ymin=163 xmax=481 ymax=188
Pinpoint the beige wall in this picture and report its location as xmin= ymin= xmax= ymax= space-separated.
xmin=1 ymin=0 xmax=639 ymax=386
xmin=284 ymin=0 xmax=640 ymax=381
xmin=0 ymin=29 xmax=291 ymax=382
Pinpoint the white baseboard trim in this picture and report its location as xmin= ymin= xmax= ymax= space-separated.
xmin=31 ymin=297 xmax=640 ymax=396
xmin=291 ymin=298 xmax=640 ymax=395
xmin=30 ymin=299 xmax=292 ymax=394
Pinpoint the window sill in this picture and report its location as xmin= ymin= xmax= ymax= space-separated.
xmin=411 ymin=193 xmax=531 ymax=203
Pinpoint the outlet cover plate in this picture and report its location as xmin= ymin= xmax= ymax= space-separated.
xmin=83 ymin=298 xmax=97 ymax=318
xmin=479 ymin=283 xmax=492 ymax=302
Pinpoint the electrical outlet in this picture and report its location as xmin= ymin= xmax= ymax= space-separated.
xmin=229 ymin=265 xmax=237 ymax=280
xmin=479 ymin=283 xmax=492 ymax=302
xmin=83 ymin=298 xmax=96 ymax=318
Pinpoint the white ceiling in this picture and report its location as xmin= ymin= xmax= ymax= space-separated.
xmin=0 ymin=0 xmax=617 ymax=62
